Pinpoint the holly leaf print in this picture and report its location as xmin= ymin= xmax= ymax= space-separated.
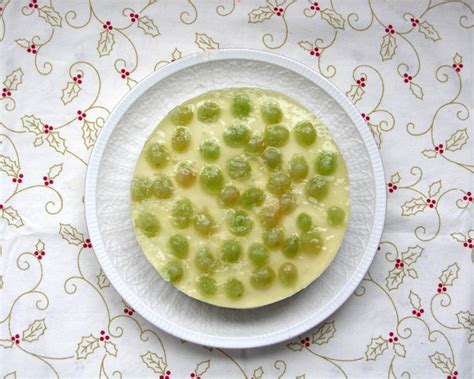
xmin=82 ymin=119 xmax=101 ymax=149
xmin=22 ymin=319 xmax=47 ymax=342
xmin=428 ymin=180 xmax=442 ymax=198
xmin=456 ymin=310 xmax=473 ymax=329
xmin=1 ymin=206 xmax=24 ymax=228
xmin=287 ymin=342 xmax=304 ymax=352
xmin=346 ymin=85 xmax=365 ymax=104
xmin=453 ymin=53 xmax=462 ymax=65
xmin=61 ymin=81 xmax=81 ymax=105
xmin=21 ymin=115 xmax=43 ymax=135
xmin=3 ymin=372 xmax=17 ymax=379
xmin=296 ymin=375 xmax=305 ymax=379
xmin=104 ymin=341 xmax=117 ymax=357
xmin=402 ymin=245 xmax=423 ymax=265
xmin=401 ymin=197 xmax=426 ymax=216
xmin=47 ymin=163 xmax=63 ymax=179
xmin=248 ymin=6 xmax=274 ymax=23
xmin=38 ymin=5 xmax=62 ymax=27
xmin=422 ymin=149 xmax=437 ymax=159
xmin=298 ymin=40 xmax=314 ymax=51
xmin=311 ymin=321 xmax=336 ymax=345
xmin=409 ymin=82 xmax=424 ymax=99
xmin=393 ymin=343 xmax=406 ymax=357
xmin=59 ymin=223 xmax=84 ymax=245
xmin=380 ymin=34 xmax=397 ymax=61
xmin=369 ymin=124 xmax=382 ymax=148
xmin=33 ymin=136 xmax=45 ymax=147
xmin=450 ymin=232 xmax=466 ymax=243
xmin=141 ymin=351 xmax=167 ymax=374
xmin=35 ymin=239 xmax=45 ymax=252
xmin=195 ymin=360 xmax=211 ymax=376
xmin=97 ymin=30 xmax=115 ymax=57
xmin=407 ymin=269 xmax=418 ymax=279
xmin=418 ymin=20 xmax=441 ymax=41
xmin=365 ymin=336 xmax=388 ymax=361
xmin=0 ymin=155 xmax=20 ymax=177
xmin=408 ymin=290 xmax=421 ymax=310
xmin=46 ymin=132 xmax=67 ymax=154
xmin=445 ymin=129 xmax=468 ymax=152
xmin=3 ymin=68 xmax=23 ymax=91
xmin=253 ymin=367 xmax=264 ymax=379
xmin=15 ymin=39 xmax=30 ymax=48
xmin=429 ymin=352 xmax=455 ymax=374
xmin=439 ymin=263 xmax=459 ymax=286
xmin=126 ymin=77 xmax=138 ymax=90
xmin=390 ymin=172 xmax=401 ymax=185
xmin=171 ymin=48 xmax=182 ymax=61
xmin=195 ymin=33 xmax=219 ymax=51
xmin=320 ymin=8 xmax=345 ymax=30
xmin=137 ymin=15 xmax=160 ymax=37
xmin=76 ymin=334 xmax=100 ymax=359
xmin=386 ymin=267 xmax=406 ymax=290
xmin=0 ymin=339 xmax=14 ymax=349
xmin=96 ymin=269 xmax=110 ymax=289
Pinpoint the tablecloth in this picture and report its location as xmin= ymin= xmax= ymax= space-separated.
xmin=0 ymin=0 xmax=472 ymax=378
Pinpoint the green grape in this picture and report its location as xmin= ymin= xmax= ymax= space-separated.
xmin=163 ymin=260 xmax=183 ymax=283
xmin=262 ymin=227 xmax=284 ymax=249
xmin=248 ymin=243 xmax=269 ymax=266
xmin=302 ymin=228 xmax=323 ymax=254
xmin=250 ymin=266 xmax=275 ymax=289
xmin=288 ymin=155 xmax=309 ymax=181
xmin=316 ymin=152 xmax=338 ymax=175
xmin=197 ymin=276 xmax=217 ymax=296
xmin=264 ymin=124 xmax=290 ymax=147
xmin=306 ymin=176 xmax=329 ymax=200
xmin=224 ymin=278 xmax=244 ymax=299
xmin=199 ymin=165 xmax=224 ymax=194
xmin=152 ymin=175 xmax=174 ymax=199
xmin=135 ymin=212 xmax=160 ymax=237
xmin=145 ymin=143 xmax=169 ymax=168
xmin=279 ymin=192 xmax=296 ymax=215
xmin=267 ymin=171 xmax=291 ymax=195
xmin=232 ymin=93 xmax=251 ymax=118
xmin=294 ymin=121 xmax=317 ymax=147
xmin=193 ymin=211 xmax=215 ymax=236
xmin=226 ymin=209 xmax=253 ymax=236
xmin=296 ymin=212 xmax=312 ymax=232
xmin=278 ymin=262 xmax=298 ymax=286
xmin=282 ymin=234 xmax=301 ymax=258
xmin=220 ymin=185 xmax=240 ymax=207
xmin=175 ymin=161 xmax=196 ymax=188
xmin=262 ymin=147 xmax=282 ymax=171
xmin=227 ymin=155 xmax=251 ymax=180
xmin=223 ymin=122 xmax=251 ymax=148
xmin=258 ymin=197 xmax=281 ymax=228
xmin=327 ymin=206 xmax=345 ymax=226
xmin=246 ymin=131 xmax=266 ymax=155
xmin=197 ymin=101 xmax=221 ymax=123
xmin=240 ymin=187 xmax=265 ymax=209
xmin=167 ymin=234 xmax=189 ymax=259
xmin=194 ymin=247 xmax=216 ymax=273
xmin=171 ymin=199 xmax=193 ymax=228
xmin=170 ymin=105 xmax=193 ymax=126
xmin=171 ymin=127 xmax=191 ymax=152
xmin=131 ymin=177 xmax=153 ymax=202
xmin=199 ymin=139 xmax=220 ymax=162
xmin=261 ymin=100 xmax=283 ymax=124
xmin=221 ymin=239 xmax=242 ymax=263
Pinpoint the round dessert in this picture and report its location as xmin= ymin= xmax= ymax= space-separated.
xmin=130 ymin=88 xmax=350 ymax=308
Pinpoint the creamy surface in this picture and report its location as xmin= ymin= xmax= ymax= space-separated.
xmin=131 ymin=88 xmax=350 ymax=308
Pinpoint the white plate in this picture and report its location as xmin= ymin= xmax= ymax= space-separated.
xmin=85 ymin=49 xmax=386 ymax=349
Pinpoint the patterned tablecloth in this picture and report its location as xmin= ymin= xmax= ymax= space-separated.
xmin=0 ymin=0 xmax=472 ymax=378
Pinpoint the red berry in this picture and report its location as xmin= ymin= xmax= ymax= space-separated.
xmin=394 ymin=337 xmax=398 ymax=342
xmin=443 ymin=287 xmax=447 ymax=291
xmin=454 ymin=372 xmax=458 ymax=375
xmin=106 ymin=21 xmax=111 ymax=25
xmin=448 ymin=376 xmax=451 ymax=379
xmin=10 ymin=336 xmax=15 ymax=341
xmin=388 ymin=183 xmax=393 ymax=187
xmin=437 ymin=289 xmax=441 ymax=293
xmin=310 ymin=6 xmax=315 ymax=10
xmin=400 ymin=262 xmax=404 ymax=267
xmin=7 ymin=91 xmax=11 ymax=96
xmin=310 ymin=51 xmax=315 ymax=56
xmin=105 ymin=335 xmax=110 ymax=340
xmin=396 ymin=258 xmax=400 ymax=263
xmin=420 ymin=309 xmax=424 ymax=313
xmin=0 ymin=204 xmax=3 ymax=209
xmin=34 ymin=251 xmax=38 ymax=256
xmin=12 ymin=178 xmax=17 ymax=183
xmin=27 ymin=48 xmax=31 ymax=53
xmin=417 ymin=312 xmax=421 ymax=317
xmin=404 ymin=79 xmax=409 ymax=83
xmin=469 ymin=244 xmax=473 ymax=248
xmin=403 ymin=73 xmax=408 ymax=77
xmin=464 ymin=242 xmax=468 ymax=247
xmin=126 ymin=71 xmax=130 ymax=76
xmin=385 ymin=28 xmax=389 ymax=32
xmin=456 ymin=68 xmax=460 ymax=72
xmin=83 ymin=243 xmax=87 ymax=248
xmin=412 ymin=310 xmax=416 ymax=315
xmin=439 ymin=144 xmax=443 ymax=148
xmin=99 ymin=337 xmax=104 ymax=341
xmin=273 ymin=7 xmax=278 ymax=11
xmin=389 ymin=332 xmax=394 ymax=336
xmin=435 ymin=146 xmax=439 ymax=151
xmin=191 ymin=374 xmax=195 ymax=378
xmin=166 ymin=371 xmax=171 ymax=375
xmin=130 ymin=12 xmax=134 ymax=16
xmin=86 ymin=239 xmax=90 ymax=243
xmin=408 ymin=76 xmax=412 ymax=80
xmin=41 ymin=251 xmax=45 ymax=256
xmin=393 ymin=185 xmax=398 ymax=190
xmin=410 ymin=18 xmax=414 ymax=22
xmin=388 ymin=338 xmax=393 ymax=343
xmin=108 ymin=25 xmax=112 ymax=30
xmin=361 ymin=83 xmax=366 ymax=87
xmin=389 ymin=189 xmax=393 ymax=193
xmin=131 ymin=18 xmax=135 ymax=22
xmin=88 ymin=244 xmax=92 ymax=248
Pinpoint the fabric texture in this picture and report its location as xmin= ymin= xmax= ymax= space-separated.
xmin=0 ymin=0 xmax=472 ymax=378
